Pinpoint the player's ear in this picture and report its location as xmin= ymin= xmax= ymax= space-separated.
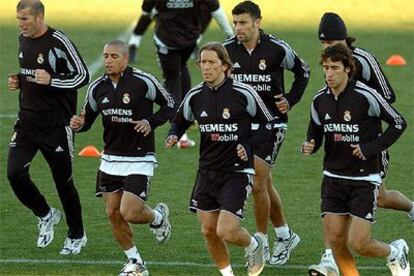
xmin=254 ymin=17 xmax=261 ymax=28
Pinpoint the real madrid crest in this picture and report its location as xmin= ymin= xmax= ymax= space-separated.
xmin=37 ymin=53 xmax=44 ymax=64
xmin=259 ymin=59 xmax=266 ymax=71
xmin=344 ymin=111 xmax=351 ymax=122
xmin=222 ymin=108 xmax=231 ymax=119
xmin=122 ymin=93 xmax=130 ymax=104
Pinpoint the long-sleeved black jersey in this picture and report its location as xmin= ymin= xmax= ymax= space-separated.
xmin=307 ymin=80 xmax=406 ymax=178
xmin=79 ymin=66 xmax=176 ymax=157
xmin=169 ymin=78 xmax=275 ymax=173
xmin=17 ymin=27 xmax=90 ymax=127
xmin=352 ymin=46 xmax=395 ymax=104
xmin=224 ymin=30 xmax=310 ymax=124
xmin=133 ymin=0 xmax=221 ymax=49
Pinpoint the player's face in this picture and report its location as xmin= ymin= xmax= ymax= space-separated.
xmin=322 ymin=58 xmax=350 ymax=92
xmin=321 ymin=40 xmax=347 ymax=49
xmin=199 ymin=50 xmax=228 ymax=86
xmin=232 ymin=13 xmax=260 ymax=43
xmin=16 ymin=7 xmax=43 ymax=38
xmin=103 ymin=45 xmax=128 ymax=76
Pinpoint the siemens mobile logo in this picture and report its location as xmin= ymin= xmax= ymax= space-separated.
xmin=199 ymin=123 xmax=238 ymax=133
xmin=102 ymin=109 xmax=133 ymax=116
xmin=20 ymin=68 xmax=36 ymax=75
xmin=334 ymin=133 xmax=360 ymax=143
xmin=324 ymin=123 xmax=359 ymax=133
xmin=232 ymin=74 xmax=272 ymax=92
xmin=102 ymin=108 xmax=133 ymax=123
xmin=232 ymin=74 xmax=272 ymax=83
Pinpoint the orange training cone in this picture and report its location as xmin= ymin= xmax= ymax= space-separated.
xmin=78 ymin=145 xmax=101 ymax=157
xmin=386 ymin=55 xmax=407 ymax=66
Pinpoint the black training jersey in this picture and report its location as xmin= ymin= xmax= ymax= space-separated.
xmin=224 ymin=31 xmax=310 ymax=124
xmin=352 ymin=46 xmax=395 ymax=104
xmin=80 ymin=66 xmax=176 ymax=157
xmin=169 ymin=78 xmax=275 ymax=173
xmin=136 ymin=0 xmax=220 ymax=48
xmin=17 ymin=27 xmax=90 ymax=127
xmin=307 ymin=80 xmax=406 ymax=178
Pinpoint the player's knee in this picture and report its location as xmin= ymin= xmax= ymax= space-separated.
xmin=120 ymin=206 xmax=144 ymax=223
xmin=216 ymin=225 xmax=237 ymax=242
xmin=201 ymin=224 xmax=217 ymax=239
xmin=326 ymin=230 xmax=346 ymax=248
xmin=252 ymin=176 xmax=268 ymax=195
xmin=7 ymin=169 xmax=27 ymax=185
xmin=106 ymin=207 xmax=122 ymax=223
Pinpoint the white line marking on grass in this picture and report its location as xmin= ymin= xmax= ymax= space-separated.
xmin=0 ymin=259 xmax=398 ymax=271
xmin=0 ymin=114 xmax=16 ymax=118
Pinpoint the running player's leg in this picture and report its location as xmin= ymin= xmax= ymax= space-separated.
xmin=198 ymin=211 xmax=231 ymax=270
xmin=41 ymin=126 xmax=84 ymax=239
xmin=377 ymin=150 xmax=414 ymax=215
xmin=252 ymin=156 xmax=271 ymax=235
xmin=179 ymin=46 xmax=195 ymax=100
xmin=7 ymin=126 xmax=49 ymax=217
xmin=104 ymin=191 xmax=134 ymax=250
xmin=324 ymin=214 xmax=357 ymax=275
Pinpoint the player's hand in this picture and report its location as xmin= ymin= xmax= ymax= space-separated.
xmin=165 ymin=135 xmax=178 ymax=148
xmin=8 ymin=74 xmax=20 ymax=90
xmin=351 ymin=144 xmax=366 ymax=160
xmin=302 ymin=139 xmax=315 ymax=156
xmin=129 ymin=119 xmax=151 ymax=136
xmin=274 ymin=94 xmax=289 ymax=114
xmin=34 ymin=69 xmax=51 ymax=85
xmin=236 ymin=144 xmax=248 ymax=161
xmin=70 ymin=111 xmax=85 ymax=131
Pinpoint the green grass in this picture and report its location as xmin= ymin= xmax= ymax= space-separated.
xmin=0 ymin=1 xmax=413 ymax=275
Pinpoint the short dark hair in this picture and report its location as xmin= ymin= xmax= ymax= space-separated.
xmin=17 ymin=0 xmax=44 ymax=16
xmin=232 ymin=1 xmax=262 ymax=20
xmin=197 ymin=42 xmax=233 ymax=75
xmin=105 ymin=40 xmax=128 ymax=56
xmin=345 ymin=36 xmax=356 ymax=47
xmin=320 ymin=44 xmax=356 ymax=76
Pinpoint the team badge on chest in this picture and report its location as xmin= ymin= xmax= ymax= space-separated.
xmin=344 ymin=110 xmax=351 ymax=122
xmin=258 ymin=59 xmax=266 ymax=71
xmin=37 ymin=53 xmax=44 ymax=64
xmin=222 ymin=108 xmax=231 ymax=119
xmin=122 ymin=93 xmax=130 ymax=104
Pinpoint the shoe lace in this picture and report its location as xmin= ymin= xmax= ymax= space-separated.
xmin=245 ymin=247 xmax=261 ymax=268
xmin=38 ymin=216 xmax=52 ymax=233
xmin=273 ymin=237 xmax=290 ymax=255
xmin=62 ymin=238 xmax=73 ymax=249
xmin=321 ymin=252 xmax=332 ymax=262
xmin=122 ymin=259 xmax=146 ymax=273
xmin=71 ymin=238 xmax=84 ymax=248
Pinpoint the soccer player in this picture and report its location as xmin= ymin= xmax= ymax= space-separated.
xmin=308 ymin=12 xmax=414 ymax=276
xmin=7 ymin=0 xmax=89 ymax=254
xmin=190 ymin=0 xmax=234 ymax=60
xmin=303 ymin=43 xmax=409 ymax=276
xmin=165 ymin=42 xmax=274 ymax=276
xmin=127 ymin=0 xmax=233 ymax=148
xmin=70 ymin=40 xmax=175 ymax=276
xmin=224 ymin=1 xmax=310 ymax=264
